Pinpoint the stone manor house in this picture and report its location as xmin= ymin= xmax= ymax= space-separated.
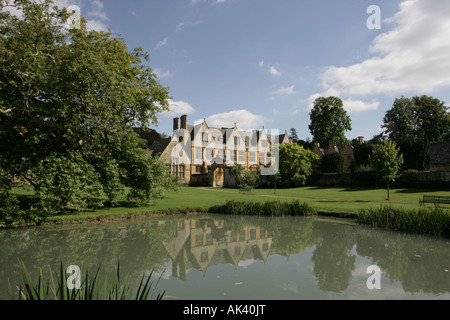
xmin=150 ymin=115 xmax=291 ymax=186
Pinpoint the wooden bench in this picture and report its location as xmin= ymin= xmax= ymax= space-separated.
xmin=419 ymin=195 xmax=450 ymax=207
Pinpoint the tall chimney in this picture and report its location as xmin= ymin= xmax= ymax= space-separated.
xmin=180 ymin=115 xmax=187 ymax=130
xmin=358 ymin=136 xmax=365 ymax=144
xmin=173 ymin=117 xmax=179 ymax=131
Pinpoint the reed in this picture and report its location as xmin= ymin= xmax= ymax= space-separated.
xmin=357 ymin=206 xmax=450 ymax=237
xmin=8 ymin=261 xmax=165 ymax=300
xmin=210 ymin=200 xmax=317 ymax=217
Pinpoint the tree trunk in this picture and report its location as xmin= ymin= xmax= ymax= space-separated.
xmin=386 ymin=181 xmax=390 ymax=200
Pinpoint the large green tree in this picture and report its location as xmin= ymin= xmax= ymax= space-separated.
xmin=275 ymin=143 xmax=319 ymax=188
xmin=309 ymin=96 xmax=352 ymax=148
xmin=0 ymin=0 xmax=174 ymax=220
xmin=382 ymin=95 xmax=449 ymax=143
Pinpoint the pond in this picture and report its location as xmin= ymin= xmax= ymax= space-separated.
xmin=0 ymin=214 xmax=449 ymax=300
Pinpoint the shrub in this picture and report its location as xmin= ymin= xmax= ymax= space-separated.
xmin=320 ymin=152 xmax=344 ymax=173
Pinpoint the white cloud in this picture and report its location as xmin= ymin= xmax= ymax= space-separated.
xmin=259 ymin=61 xmax=265 ymax=68
xmin=320 ymin=0 xmax=450 ymax=96
xmin=154 ymin=69 xmax=173 ymax=79
xmin=198 ymin=109 xmax=267 ymax=131
xmin=273 ymin=85 xmax=296 ymax=95
xmin=342 ymin=99 xmax=380 ymax=113
xmin=270 ymin=66 xmax=281 ymax=76
xmin=160 ymin=100 xmax=197 ymax=117
xmin=155 ymin=37 xmax=168 ymax=49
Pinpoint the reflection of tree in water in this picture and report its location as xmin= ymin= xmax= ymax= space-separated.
xmin=311 ymin=221 xmax=357 ymax=293
xmin=267 ymin=216 xmax=319 ymax=256
xmin=356 ymin=228 xmax=450 ymax=295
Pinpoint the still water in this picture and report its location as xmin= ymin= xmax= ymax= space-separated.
xmin=0 ymin=214 xmax=449 ymax=300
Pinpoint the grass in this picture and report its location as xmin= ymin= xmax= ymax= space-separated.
xmin=8 ymin=260 xmax=165 ymax=300
xmin=357 ymin=206 xmax=450 ymax=238
xmin=210 ymin=199 xmax=317 ymax=216
xmin=8 ymin=184 xmax=450 ymax=224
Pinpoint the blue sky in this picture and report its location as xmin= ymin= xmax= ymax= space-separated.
xmin=49 ymin=0 xmax=450 ymax=140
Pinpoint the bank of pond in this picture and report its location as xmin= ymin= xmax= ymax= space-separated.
xmin=209 ymin=200 xmax=450 ymax=238
xmin=2 ymin=199 xmax=449 ymax=238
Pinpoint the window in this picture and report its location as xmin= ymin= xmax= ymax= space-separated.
xmin=234 ymin=136 xmax=240 ymax=146
xmin=196 ymin=166 xmax=202 ymax=173
xmin=249 ymin=152 xmax=256 ymax=163
xmin=179 ymin=165 xmax=185 ymax=180
xmin=238 ymin=151 xmax=245 ymax=162
xmin=202 ymin=133 xmax=209 ymax=142
xmin=259 ymin=152 xmax=266 ymax=165
xmin=171 ymin=165 xmax=178 ymax=177
xmin=229 ymin=150 xmax=236 ymax=162
xmin=206 ymin=148 xmax=213 ymax=161
xmin=195 ymin=147 xmax=203 ymax=160
xmin=261 ymin=140 xmax=267 ymax=148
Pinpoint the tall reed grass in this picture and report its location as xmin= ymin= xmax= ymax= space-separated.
xmin=357 ymin=206 xmax=450 ymax=237
xmin=210 ymin=200 xmax=317 ymax=217
xmin=8 ymin=261 xmax=165 ymax=300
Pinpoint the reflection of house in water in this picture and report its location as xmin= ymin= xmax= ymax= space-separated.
xmin=162 ymin=219 xmax=273 ymax=280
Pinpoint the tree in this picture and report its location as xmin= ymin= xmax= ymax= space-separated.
xmin=413 ymin=95 xmax=449 ymax=142
xmin=289 ymin=128 xmax=299 ymax=142
xmin=309 ymin=96 xmax=352 ymax=147
xmin=369 ymin=140 xmax=404 ymax=200
xmin=382 ymin=97 xmax=416 ymax=142
xmin=382 ymin=95 xmax=449 ymax=143
xmin=275 ymin=143 xmax=320 ymax=188
xmin=320 ymin=152 xmax=344 ymax=174
xmin=0 ymin=0 xmax=174 ymax=219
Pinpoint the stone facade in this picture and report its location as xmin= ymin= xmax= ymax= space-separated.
xmin=151 ymin=115 xmax=292 ymax=186
xmin=429 ymin=141 xmax=450 ymax=172
xmin=313 ymin=137 xmax=363 ymax=173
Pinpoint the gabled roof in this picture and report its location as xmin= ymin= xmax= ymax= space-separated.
xmin=150 ymin=138 xmax=171 ymax=156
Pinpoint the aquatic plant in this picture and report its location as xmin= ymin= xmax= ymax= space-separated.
xmin=8 ymin=261 xmax=165 ymax=300
xmin=210 ymin=200 xmax=317 ymax=217
xmin=357 ymin=206 xmax=450 ymax=237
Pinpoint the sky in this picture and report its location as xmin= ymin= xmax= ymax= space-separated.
xmin=10 ymin=0 xmax=450 ymax=141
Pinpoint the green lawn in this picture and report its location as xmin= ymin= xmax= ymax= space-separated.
xmin=19 ymin=185 xmax=448 ymax=224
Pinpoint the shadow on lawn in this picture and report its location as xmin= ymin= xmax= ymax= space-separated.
xmin=306 ymin=186 xmax=382 ymax=192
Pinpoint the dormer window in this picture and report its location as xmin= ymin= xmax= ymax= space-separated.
xmin=234 ymin=136 xmax=240 ymax=146
xmin=202 ymin=133 xmax=209 ymax=142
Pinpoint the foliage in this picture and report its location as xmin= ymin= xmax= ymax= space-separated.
xmin=352 ymin=142 xmax=374 ymax=170
xmin=210 ymin=200 xmax=317 ymax=217
xmin=289 ymin=128 xmax=299 ymax=142
xmin=275 ymin=143 xmax=320 ymax=187
xmin=396 ymin=138 xmax=430 ymax=171
xmin=369 ymin=140 xmax=404 ymax=200
xmin=382 ymin=95 xmax=449 ymax=143
xmin=320 ymin=152 xmax=344 ymax=174
xmin=358 ymin=206 xmax=450 ymax=238
xmin=0 ymin=0 xmax=174 ymax=220
xmin=309 ymin=96 xmax=352 ymax=147
xmin=9 ymin=260 xmax=165 ymax=300
xmin=231 ymin=163 xmax=245 ymax=187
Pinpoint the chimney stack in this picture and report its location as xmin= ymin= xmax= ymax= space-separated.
xmin=358 ymin=136 xmax=365 ymax=144
xmin=180 ymin=115 xmax=187 ymax=130
xmin=173 ymin=117 xmax=179 ymax=131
